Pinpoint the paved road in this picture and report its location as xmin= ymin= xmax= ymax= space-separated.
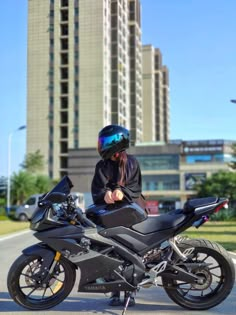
xmin=0 ymin=230 xmax=235 ymax=315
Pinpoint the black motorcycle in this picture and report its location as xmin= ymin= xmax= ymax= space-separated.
xmin=7 ymin=176 xmax=235 ymax=314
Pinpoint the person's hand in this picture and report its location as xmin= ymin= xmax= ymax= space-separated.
xmin=104 ymin=190 xmax=114 ymax=204
xmin=112 ymin=189 xmax=124 ymax=201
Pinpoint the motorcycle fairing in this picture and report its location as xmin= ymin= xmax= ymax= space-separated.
xmin=35 ymin=225 xmax=86 ymax=255
xmin=84 ymin=229 xmax=145 ymax=271
xmin=34 ymin=224 xmax=145 ymax=291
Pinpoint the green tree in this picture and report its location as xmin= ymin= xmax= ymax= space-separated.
xmin=34 ymin=175 xmax=52 ymax=194
xmin=196 ymin=171 xmax=236 ymax=202
xmin=21 ymin=150 xmax=44 ymax=173
xmin=11 ymin=171 xmax=36 ymax=205
xmin=10 ymin=172 xmax=53 ymax=205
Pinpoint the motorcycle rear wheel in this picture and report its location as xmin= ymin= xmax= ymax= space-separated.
xmin=7 ymin=253 xmax=76 ymax=310
xmin=162 ymin=238 xmax=235 ymax=310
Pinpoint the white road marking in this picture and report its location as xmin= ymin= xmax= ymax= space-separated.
xmin=0 ymin=229 xmax=31 ymax=242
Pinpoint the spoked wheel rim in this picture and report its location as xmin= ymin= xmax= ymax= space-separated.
xmin=172 ymin=250 xmax=225 ymax=302
xmin=18 ymin=256 xmax=66 ymax=304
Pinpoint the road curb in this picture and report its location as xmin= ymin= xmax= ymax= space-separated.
xmin=0 ymin=229 xmax=31 ymax=242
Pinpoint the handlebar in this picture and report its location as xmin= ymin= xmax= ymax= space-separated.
xmin=74 ymin=209 xmax=96 ymax=228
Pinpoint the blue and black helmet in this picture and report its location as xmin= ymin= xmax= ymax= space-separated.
xmin=98 ymin=124 xmax=130 ymax=159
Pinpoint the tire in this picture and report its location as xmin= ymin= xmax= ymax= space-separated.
xmin=7 ymin=253 xmax=76 ymax=310
xmin=162 ymin=238 xmax=235 ymax=310
xmin=19 ymin=213 xmax=28 ymax=222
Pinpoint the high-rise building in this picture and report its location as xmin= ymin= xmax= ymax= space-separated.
xmin=142 ymin=45 xmax=170 ymax=142
xmin=27 ymin=0 xmax=169 ymax=179
xmin=128 ymin=0 xmax=142 ymax=145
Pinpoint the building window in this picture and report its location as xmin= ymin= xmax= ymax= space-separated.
xmin=61 ymin=53 xmax=68 ymax=65
xmin=75 ymin=66 xmax=79 ymax=74
xmin=74 ymin=7 xmax=79 ymax=15
xmin=61 ymin=126 xmax=68 ymax=138
xmin=60 ymin=141 xmax=68 ymax=153
xmin=61 ymin=10 xmax=68 ymax=21
xmin=60 ymin=157 xmax=68 ymax=169
xmin=186 ymin=155 xmax=212 ymax=163
xmin=61 ymin=38 xmax=68 ymax=50
xmin=61 ymin=0 xmax=68 ymax=7
xmin=136 ymin=155 xmax=179 ymax=170
xmin=111 ymin=2 xmax=117 ymax=14
xmin=61 ymin=24 xmax=68 ymax=36
xmin=61 ymin=67 xmax=68 ymax=79
xmin=61 ymin=96 xmax=68 ymax=109
xmin=61 ymin=82 xmax=68 ymax=94
xmin=74 ymin=139 xmax=79 ymax=149
xmin=142 ymin=175 xmax=180 ymax=191
xmin=60 ymin=111 xmax=68 ymax=124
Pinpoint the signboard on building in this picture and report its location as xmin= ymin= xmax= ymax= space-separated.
xmin=184 ymin=173 xmax=206 ymax=190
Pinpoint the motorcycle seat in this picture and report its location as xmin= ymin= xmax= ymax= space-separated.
xmin=132 ymin=210 xmax=186 ymax=234
xmin=183 ymin=197 xmax=218 ymax=214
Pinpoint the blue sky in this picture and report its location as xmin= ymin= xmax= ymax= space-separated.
xmin=1 ymin=0 xmax=236 ymax=177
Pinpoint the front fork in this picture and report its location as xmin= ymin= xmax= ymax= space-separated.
xmin=49 ymin=251 xmax=61 ymax=273
xmin=39 ymin=251 xmax=62 ymax=288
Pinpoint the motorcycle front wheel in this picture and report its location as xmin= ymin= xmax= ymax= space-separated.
xmin=162 ymin=238 xmax=235 ymax=310
xmin=7 ymin=253 xmax=76 ymax=310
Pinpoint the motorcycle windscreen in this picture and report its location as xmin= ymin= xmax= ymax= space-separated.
xmin=42 ymin=176 xmax=73 ymax=201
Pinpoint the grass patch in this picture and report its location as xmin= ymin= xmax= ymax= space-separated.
xmin=0 ymin=220 xmax=29 ymax=236
xmin=0 ymin=218 xmax=236 ymax=253
xmin=183 ymin=221 xmax=236 ymax=252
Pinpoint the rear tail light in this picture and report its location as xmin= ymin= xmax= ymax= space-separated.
xmin=214 ymin=201 xmax=228 ymax=213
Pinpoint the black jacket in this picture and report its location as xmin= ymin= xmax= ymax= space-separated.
xmin=91 ymin=154 xmax=142 ymax=204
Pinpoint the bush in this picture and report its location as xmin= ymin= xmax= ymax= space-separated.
xmin=0 ymin=197 xmax=6 ymax=207
xmin=211 ymin=207 xmax=236 ymax=221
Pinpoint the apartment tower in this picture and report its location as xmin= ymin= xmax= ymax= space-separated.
xmin=27 ymin=1 xmax=169 ymax=179
xmin=128 ymin=0 xmax=142 ymax=145
xmin=27 ymin=0 xmax=143 ymax=179
xmin=142 ymin=45 xmax=170 ymax=142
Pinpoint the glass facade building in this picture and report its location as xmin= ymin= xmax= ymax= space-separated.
xmin=68 ymin=139 xmax=235 ymax=212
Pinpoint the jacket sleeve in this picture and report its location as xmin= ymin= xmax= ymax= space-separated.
xmin=91 ymin=161 xmax=110 ymax=204
xmin=120 ymin=157 xmax=142 ymax=200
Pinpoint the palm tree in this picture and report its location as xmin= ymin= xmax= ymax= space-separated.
xmin=11 ymin=171 xmax=35 ymax=205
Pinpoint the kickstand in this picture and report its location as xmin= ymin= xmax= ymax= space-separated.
xmin=122 ymin=294 xmax=130 ymax=315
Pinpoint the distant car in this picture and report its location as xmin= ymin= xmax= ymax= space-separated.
xmin=14 ymin=192 xmax=85 ymax=221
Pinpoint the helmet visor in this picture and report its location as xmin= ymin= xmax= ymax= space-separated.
xmin=98 ymin=133 xmax=123 ymax=152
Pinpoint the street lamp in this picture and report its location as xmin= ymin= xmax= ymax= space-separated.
xmin=7 ymin=125 xmax=26 ymax=214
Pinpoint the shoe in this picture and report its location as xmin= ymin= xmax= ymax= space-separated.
xmin=109 ymin=296 xmax=122 ymax=306
xmin=124 ymin=296 xmax=135 ymax=307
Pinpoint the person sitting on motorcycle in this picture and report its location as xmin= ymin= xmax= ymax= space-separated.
xmin=91 ymin=124 xmax=146 ymax=307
